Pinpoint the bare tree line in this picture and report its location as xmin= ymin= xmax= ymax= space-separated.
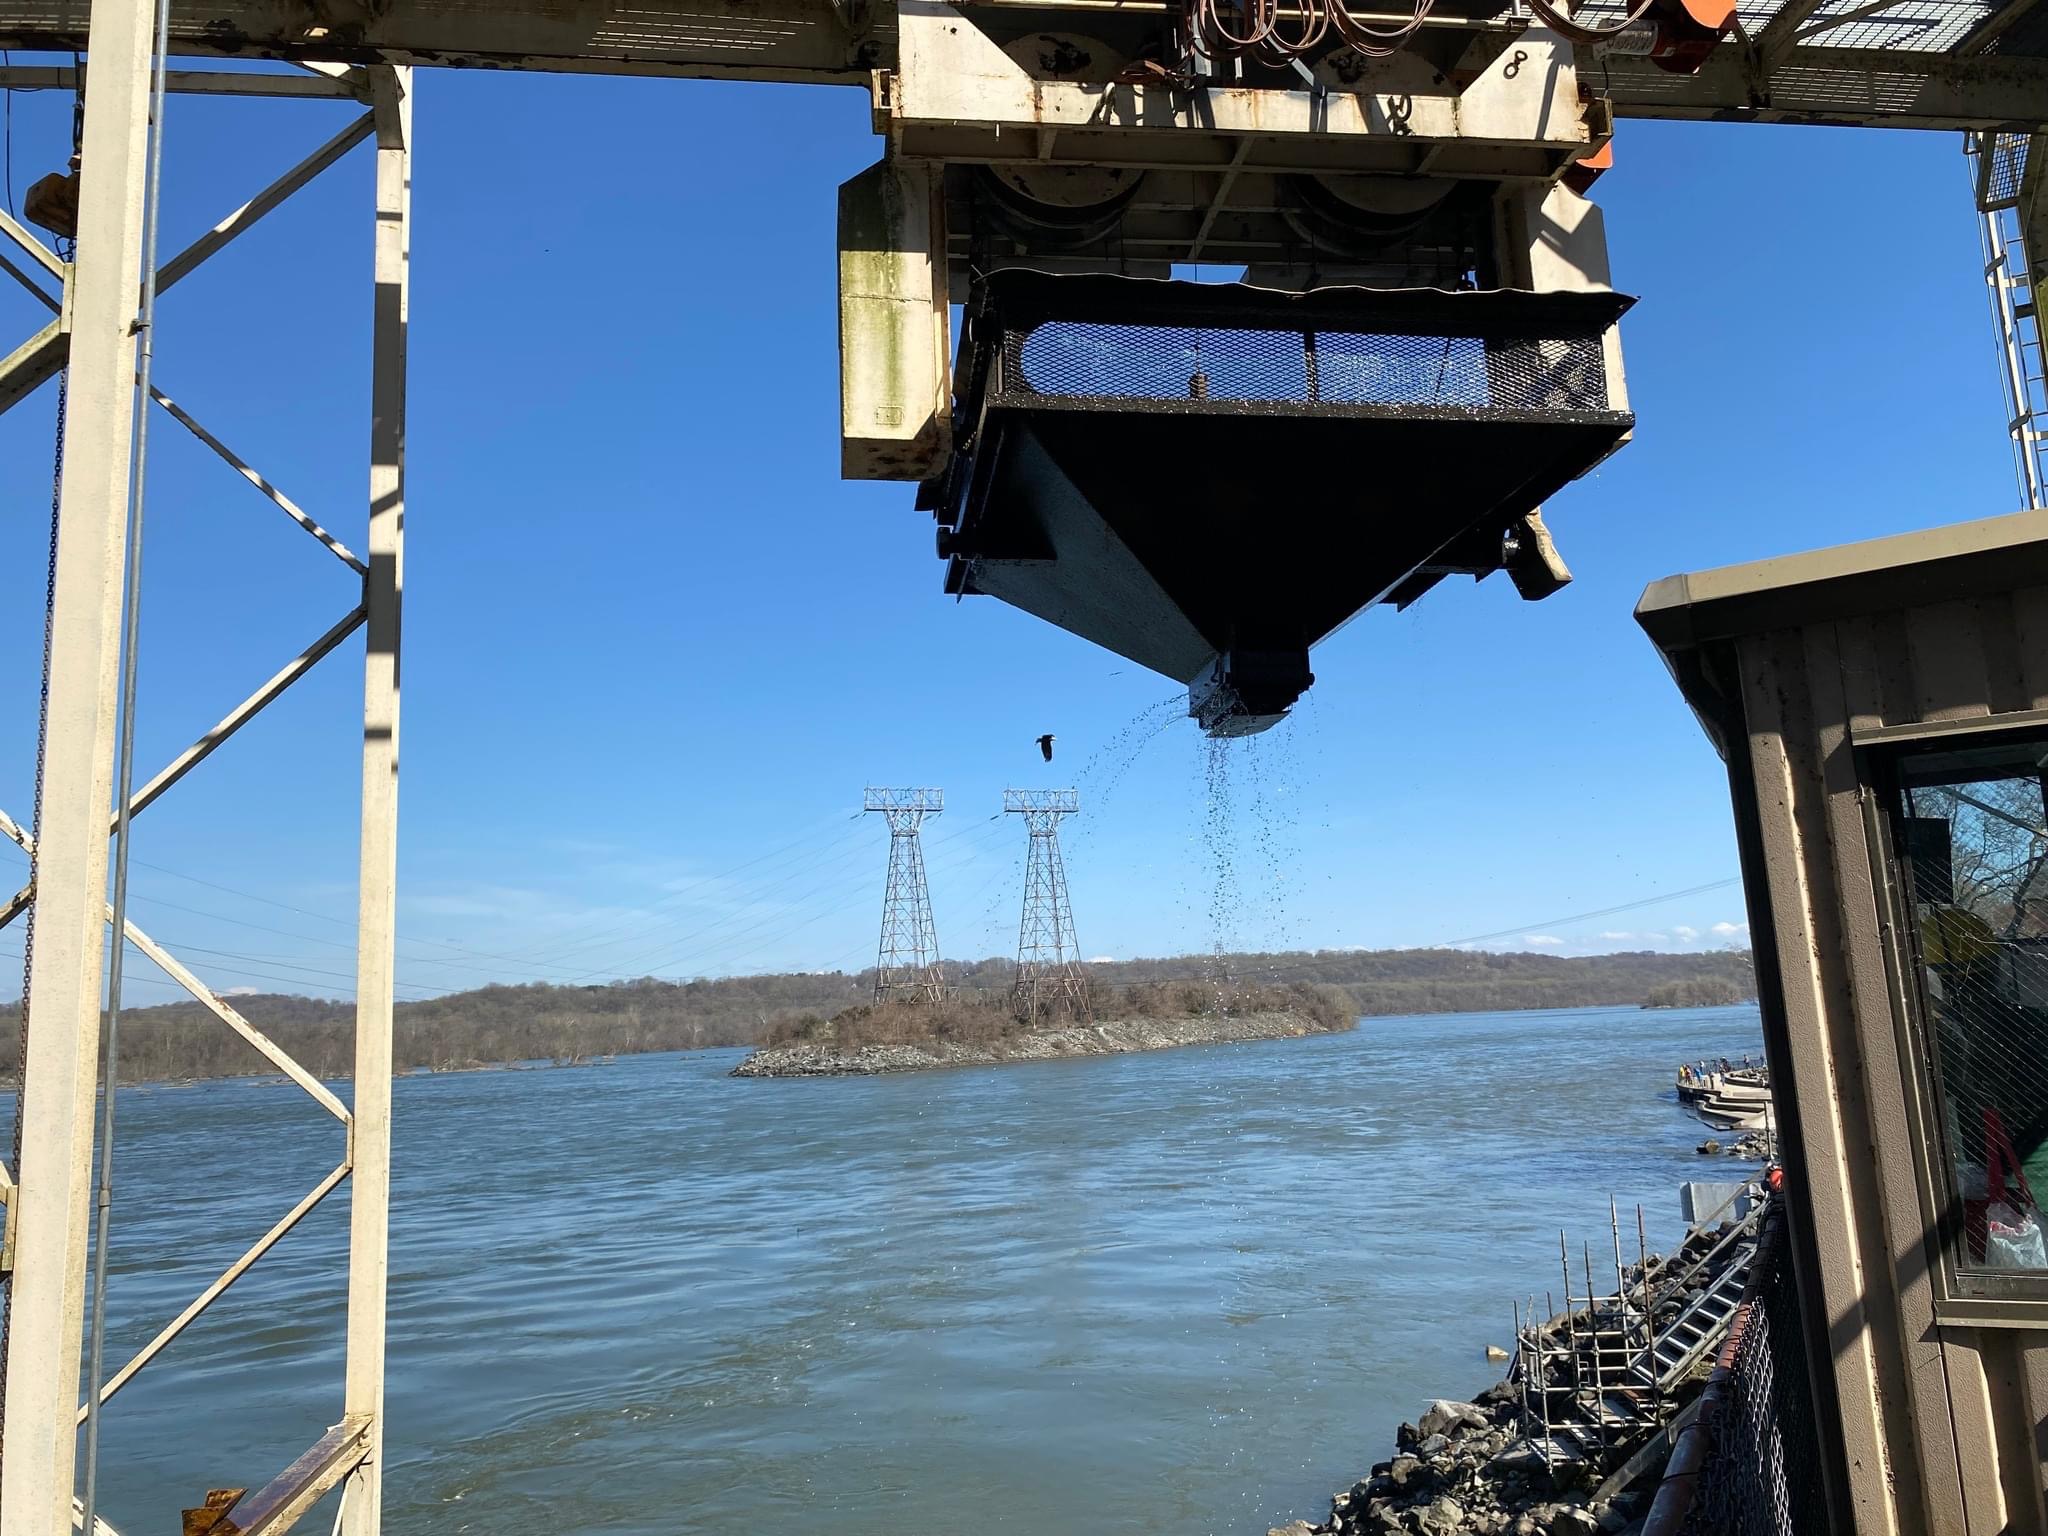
xmin=0 ymin=948 xmax=1755 ymax=1085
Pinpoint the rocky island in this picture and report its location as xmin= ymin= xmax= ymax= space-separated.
xmin=731 ymin=981 xmax=1352 ymax=1078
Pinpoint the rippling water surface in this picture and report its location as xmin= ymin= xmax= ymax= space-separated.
xmin=35 ymin=1003 xmax=1763 ymax=1535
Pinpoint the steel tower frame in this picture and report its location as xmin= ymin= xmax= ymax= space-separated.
xmin=1004 ymin=789 xmax=1088 ymax=1022
xmin=0 ymin=26 xmax=408 ymax=1536
xmin=1969 ymin=130 xmax=2048 ymax=510
xmin=863 ymin=788 xmax=946 ymax=1004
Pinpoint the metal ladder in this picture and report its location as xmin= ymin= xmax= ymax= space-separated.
xmin=1969 ymin=131 xmax=2048 ymax=511
xmin=1635 ymin=1241 xmax=1754 ymax=1392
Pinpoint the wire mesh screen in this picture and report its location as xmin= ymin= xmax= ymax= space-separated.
xmin=1681 ymin=1211 xmax=1828 ymax=1536
xmin=1893 ymin=740 xmax=2048 ymax=1282
xmin=1001 ymin=320 xmax=1612 ymax=413
xmin=1972 ymin=130 xmax=2032 ymax=210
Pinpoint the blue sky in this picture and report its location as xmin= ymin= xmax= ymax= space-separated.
xmin=0 ymin=65 xmax=2017 ymax=1003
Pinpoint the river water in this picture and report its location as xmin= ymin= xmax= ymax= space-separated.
xmin=31 ymin=1003 xmax=1762 ymax=1535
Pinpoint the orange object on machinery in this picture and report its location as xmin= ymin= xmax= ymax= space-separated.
xmin=1529 ymin=0 xmax=1736 ymax=74
xmin=1564 ymin=137 xmax=1614 ymax=193
xmin=1642 ymin=0 xmax=1739 ymax=72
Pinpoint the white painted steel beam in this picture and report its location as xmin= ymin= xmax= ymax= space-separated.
xmin=0 ymin=206 xmax=67 ymax=284
xmin=0 ymin=0 xmax=875 ymax=85
xmin=0 ymin=64 xmax=365 ymax=97
xmin=887 ymin=2 xmax=1597 ymax=172
xmin=3 ymin=0 xmax=2040 ymax=128
xmin=0 ymin=105 xmax=374 ymax=424
xmin=0 ymin=319 xmax=69 ymax=417
xmin=1755 ymin=0 xmax=1834 ymax=68
xmin=0 ymin=247 xmax=61 ymax=311
xmin=340 ymin=62 xmax=410 ymax=1536
xmin=0 ymin=4 xmax=155 ymax=1535
xmin=125 ymin=606 xmax=369 ymax=821
xmin=149 ymin=386 xmax=369 ymax=571
xmin=156 ymin=112 xmax=375 ymax=292
xmin=77 ymin=1161 xmax=352 ymax=1421
xmin=1599 ymin=45 xmax=2048 ymax=128
xmin=120 ymin=920 xmax=355 ymax=1120
xmin=0 ymin=805 xmax=355 ymax=1119
xmin=838 ymin=158 xmax=949 ymax=480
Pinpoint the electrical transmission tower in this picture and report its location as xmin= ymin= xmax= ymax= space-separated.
xmin=1005 ymin=789 xmax=1090 ymax=1021
xmin=865 ymin=788 xmax=946 ymax=1003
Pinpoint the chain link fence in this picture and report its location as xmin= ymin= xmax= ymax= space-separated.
xmin=1645 ymin=1205 xmax=1828 ymax=1536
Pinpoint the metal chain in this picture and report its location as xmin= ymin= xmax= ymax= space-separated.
xmin=0 ymin=360 xmax=67 ymax=1469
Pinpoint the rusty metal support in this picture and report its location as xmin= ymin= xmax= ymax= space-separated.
xmin=180 ymin=1417 xmax=373 ymax=1536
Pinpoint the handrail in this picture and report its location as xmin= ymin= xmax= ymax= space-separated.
xmin=1648 ymin=1186 xmax=1765 ymax=1313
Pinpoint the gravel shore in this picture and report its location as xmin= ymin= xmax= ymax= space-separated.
xmin=730 ymin=1010 xmax=1344 ymax=1077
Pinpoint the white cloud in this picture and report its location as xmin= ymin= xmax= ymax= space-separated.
xmin=1710 ymin=920 xmax=1749 ymax=938
xmin=1524 ymin=934 xmax=1565 ymax=949
xmin=220 ymin=986 xmax=262 ymax=998
xmin=1598 ymin=931 xmax=1636 ymax=942
xmin=1673 ymin=925 xmax=1700 ymax=942
xmin=1086 ymin=955 xmax=1117 ymax=964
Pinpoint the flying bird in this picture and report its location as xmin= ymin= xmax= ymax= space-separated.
xmin=1037 ymin=733 xmax=1055 ymax=762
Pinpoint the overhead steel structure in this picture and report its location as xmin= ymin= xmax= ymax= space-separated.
xmin=2 ymin=0 xmax=2044 ymax=122
xmin=0 ymin=0 xmax=2046 ymax=1531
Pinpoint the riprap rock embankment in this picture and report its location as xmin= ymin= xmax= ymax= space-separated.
xmin=732 ymin=1010 xmax=1340 ymax=1077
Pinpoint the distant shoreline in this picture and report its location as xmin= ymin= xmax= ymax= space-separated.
xmin=0 ymin=987 xmax=1761 ymax=1097
xmin=730 ymin=1009 xmax=1347 ymax=1078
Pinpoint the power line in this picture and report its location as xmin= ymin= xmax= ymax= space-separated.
xmin=696 ymin=818 xmax=1015 ymax=981
xmin=594 ymin=814 xmax=1012 ymax=982
xmin=1058 ymin=877 xmax=1750 ymax=990
xmin=1427 ymin=877 xmax=1744 ymax=949
xmin=512 ymin=809 xmax=871 ymax=965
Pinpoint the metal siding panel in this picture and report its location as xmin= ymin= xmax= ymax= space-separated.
xmin=2022 ymin=1342 xmax=2048 ymax=1506
xmin=1737 ymin=626 xmax=1908 ymax=1536
xmin=1875 ymin=610 xmax=1921 ymax=727
xmin=1840 ymin=614 xmax=2033 ymax=1536
xmin=1905 ymin=598 xmax=1994 ymax=723
xmin=1802 ymin=619 xmax=1959 ymax=1535
xmin=1972 ymin=592 xmax=2032 ymax=716
xmin=1976 ymin=1331 xmax=2048 ymax=1536
xmin=2011 ymin=585 xmax=2048 ymax=708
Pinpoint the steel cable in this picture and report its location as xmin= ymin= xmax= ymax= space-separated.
xmin=81 ymin=0 xmax=178 ymax=1523
xmin=1188 ymin=0 xmax=1434 ymax=62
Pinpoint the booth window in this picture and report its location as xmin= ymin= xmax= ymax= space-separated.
xmin=1887 ymin=736 xmax=2048 ymax=1297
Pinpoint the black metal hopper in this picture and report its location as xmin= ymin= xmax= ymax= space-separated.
xmin=927 ymin=271 xmax=1635 ymax=735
